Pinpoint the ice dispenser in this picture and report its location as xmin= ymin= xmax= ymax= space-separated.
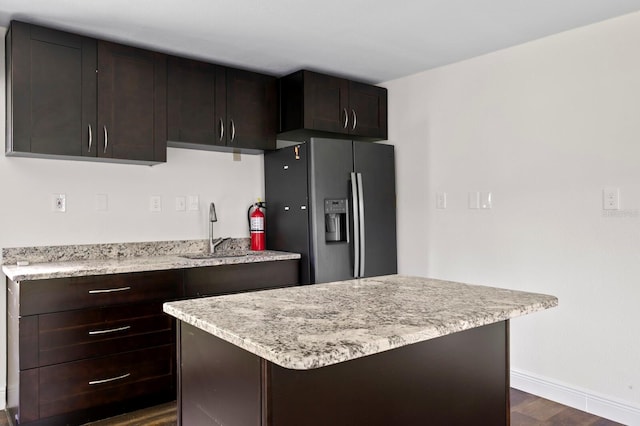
xmin=324 ymin=199 xmax=348 ymax=242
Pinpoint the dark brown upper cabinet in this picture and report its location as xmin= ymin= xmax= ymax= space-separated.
xmin=278 ymin=70 xmax=388 ymax=142
xmin=226 ymin=68 xmax=277 ymax=151
xmin=167 ymin=57 xmax=277 ymax=153
xmin=6 ymin=21 xmax=97 ymax=158
xmin=167 ymin=57 xmax=225 ymax=148
xmin=97 ymin=41 xmax=167 ymax=164
xmin=6 ymin=21 xmax=167 ymax=165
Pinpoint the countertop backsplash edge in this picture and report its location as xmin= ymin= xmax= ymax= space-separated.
xmin=1 ymin=238 xmax=250 ymax=265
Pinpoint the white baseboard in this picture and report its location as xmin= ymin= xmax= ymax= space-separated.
xmin=511 ymin=369 xmax=640 ymax=426
xmin=0 ymin=387 xmax=5 ymax=410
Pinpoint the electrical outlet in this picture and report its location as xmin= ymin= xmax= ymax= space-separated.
xmin=150 ymin=196 xmax=162 ymax=212
xmin=603 ymin=188 xmax=620 ymax=210
xmin=436 ymin=192 xmax=447 ymax=209
xmin=52 ymin=194 xmax=66 ymax=212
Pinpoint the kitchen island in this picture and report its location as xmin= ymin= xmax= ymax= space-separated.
xmin=163 ymin=274 xmax=557 ymax=426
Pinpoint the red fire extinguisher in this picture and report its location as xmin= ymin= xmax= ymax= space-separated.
xmin=248 ymin=199 xmax=266 ymax=251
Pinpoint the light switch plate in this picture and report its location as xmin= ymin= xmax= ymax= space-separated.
xmin=188 ymin=195 xmax=199 ymax=211
xmin=176 ymin=196 xmax=186 ymax=211
xmin=436 ymin=192 xmax=447 ymax=209
xmin=480 ymin=192 xmax=492 ymax=209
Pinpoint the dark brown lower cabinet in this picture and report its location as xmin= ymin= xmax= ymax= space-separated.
xmin=177 ymin=320 xmax=509 ymax=426
xmin=6 ymin=260 xmax=300 ymax=425
xmin=34 ymin=345 xmax=174 ymax=420
xmin=6 ymin=271 xmax=182 ymax=426
xmin=183 ymin=259 xmax=299 ymax=298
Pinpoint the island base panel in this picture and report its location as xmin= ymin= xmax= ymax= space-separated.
xmin=179 ymin=321 xmax=508 ymax=426
xmin=179 ymin=324 xmax=262 ymax=425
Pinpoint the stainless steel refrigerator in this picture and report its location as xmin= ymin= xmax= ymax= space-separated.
xmin=264 ymin=138 xmax=397 ymax=284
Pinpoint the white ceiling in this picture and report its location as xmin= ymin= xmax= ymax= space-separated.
xmin=2 ymin=0 xmax=640 ymax=84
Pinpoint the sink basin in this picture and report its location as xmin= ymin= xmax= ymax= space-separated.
xmin=180 ymin=251 xmax=252 ymax=260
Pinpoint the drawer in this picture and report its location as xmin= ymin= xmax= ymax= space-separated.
xmin=184 ymin=259 xmax=299 ymax=298
xmin=37 ymin=303 xmax=173 ymax=367
xmin=20 ymin=270 xmax=181 ymax=315
xmin=34 ymin=345 xmax=174 ymax=419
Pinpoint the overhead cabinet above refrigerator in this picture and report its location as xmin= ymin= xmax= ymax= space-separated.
xmin=265 ymin=139 xmax=397 ymax=285
xmin=278 ymin=70 xmax=388 ymax=142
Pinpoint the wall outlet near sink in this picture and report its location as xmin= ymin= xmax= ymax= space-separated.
xmin=52 ymin=194 xmax=66 ymax=212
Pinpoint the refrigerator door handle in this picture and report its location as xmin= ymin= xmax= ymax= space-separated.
xmin=351 ymin=172 xmax=360 ymax=278
xmin=357 ymin=172 xmax=366 ymax=277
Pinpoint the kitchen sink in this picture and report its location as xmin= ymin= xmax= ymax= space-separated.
xmin=180 ymin=251 xmax=254 ymax=260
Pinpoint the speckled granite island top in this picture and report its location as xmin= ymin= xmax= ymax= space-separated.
xmin=163 ymin=274 xmax=557 ymax=370
xmin=2 ymin=239 xmax=300 ymax=281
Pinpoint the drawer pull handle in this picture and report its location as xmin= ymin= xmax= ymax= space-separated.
xmin=89 ymin=325 xmax=131 ymax=335
xmin=88 ymin=286 xmax=131 ymax=294
xmin=89 ymin=373 xmax=130 ymax=385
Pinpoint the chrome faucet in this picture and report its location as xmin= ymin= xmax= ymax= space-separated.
xmin=209 ymin=202 xmax=228 ymax=254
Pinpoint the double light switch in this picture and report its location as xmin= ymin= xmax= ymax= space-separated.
xmin=469 ymin=192 xmax=492 ymax=209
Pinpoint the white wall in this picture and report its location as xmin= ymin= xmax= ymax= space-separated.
xmin=0 ymin=26 xmax=265 ymax=408
xmin=384 ymin=11 xmax=640 ymax=423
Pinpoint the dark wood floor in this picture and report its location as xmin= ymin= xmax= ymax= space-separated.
xmin=510 ymin=388 xmax=623 ymax=425
xmin=0 ymin=389 xmax=624 ymax=425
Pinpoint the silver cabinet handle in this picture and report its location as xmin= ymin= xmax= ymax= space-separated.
xmin=357 ymin=172 xmax=365 ymax=277
xmin=88 ymin=125 xmax=93 ymax=152
xmin=343 ymin=108 xmax=349 ymax=129
xmin=88 ymin=286 xmax=131 ymax=294
xmin=230 ymin=120 xmax=236 ymax=142
xmin=89 ymin=373 xmax=130 ymax=385
xmin=351 ymin=172 xmax=360 ymax=278
xmin=219 ymin=118 xmax=224 ymax=142
xmin=89 ymin=325 xmax=131 ymax=335
xmin=352 ymin=110 xmax=357 ymax=130
xmin=103 ymin=125 xmax=108 ymax=153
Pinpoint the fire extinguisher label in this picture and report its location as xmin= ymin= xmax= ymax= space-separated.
xmin=250 ymin=217 xmax=264 ymax=232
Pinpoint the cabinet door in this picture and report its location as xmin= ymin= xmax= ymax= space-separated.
xmin=348 ymin=81 xmax=388 ymax=139
xmin=97 ymin=41 xmax=167 ymax=163
xmin=353 ymin=141 xmax=396 ymax=278
xmin=167 ymin=57 xmax=226 ymax=147
xmin=303 ymin=71 xmax=349 ymax=134
xmin=183 ymin=260 xmax=299 ymax=298
xmin=7 ymin=21 xmax=96 ymax=157
xmin=226 ymin=68 xmax=277 ymax=150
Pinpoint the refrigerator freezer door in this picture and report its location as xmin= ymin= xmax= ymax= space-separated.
xmin=308 ymin=138 xmax=355 ymax=284
xmin=264 ymin=144 xmax=312 ymax=284
xmin=353 ymin=141 xmax=397 ymax=278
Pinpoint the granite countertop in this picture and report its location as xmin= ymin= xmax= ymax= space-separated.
xmin=1 ymin=239 xmax=300 ymax=281
xmin=163 ymin=274 xmax=558 ymax=370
